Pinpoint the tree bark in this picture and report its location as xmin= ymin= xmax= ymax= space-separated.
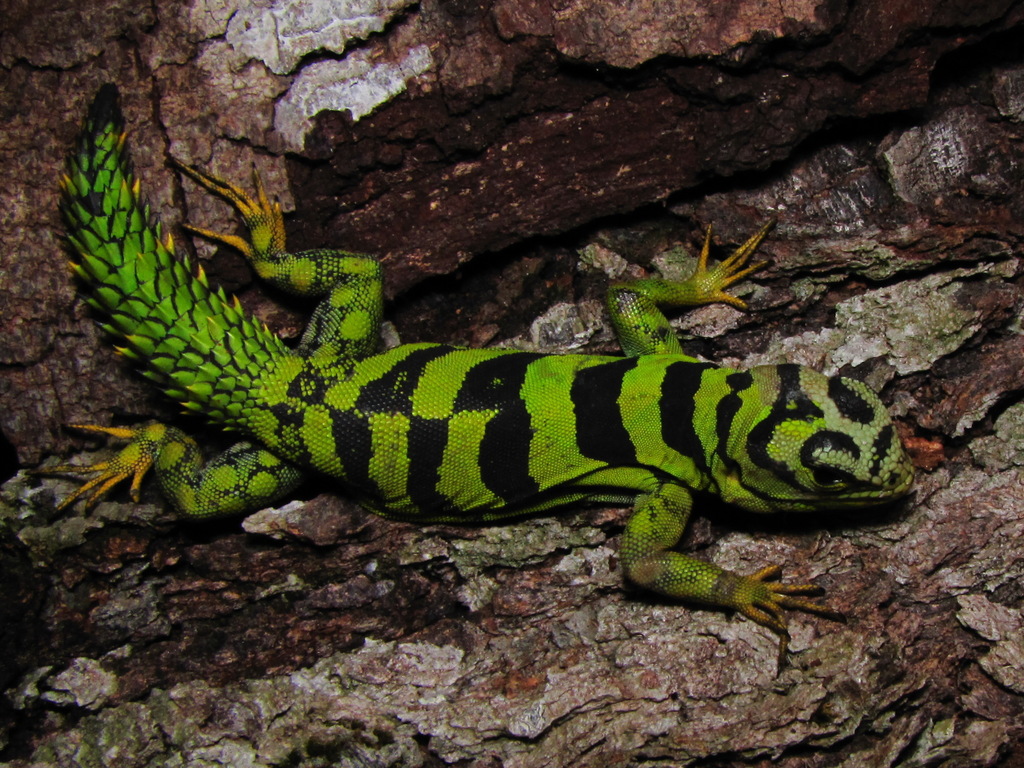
xmin=2 ymin=0 xmax=1024 ymax=765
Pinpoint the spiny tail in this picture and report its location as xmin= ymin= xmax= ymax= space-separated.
xmin=61 ymin=85 xmax=290 ymax=427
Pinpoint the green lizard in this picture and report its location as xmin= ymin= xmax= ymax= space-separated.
xmin=44 ymin=85 xmax=914 ymax=661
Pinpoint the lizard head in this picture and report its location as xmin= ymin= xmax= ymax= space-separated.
xmin=715 ymin=364 xmax=914 ymax=513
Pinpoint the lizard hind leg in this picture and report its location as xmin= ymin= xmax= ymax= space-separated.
xmin=173 ymin=160 xmax=285 ymax=263
xmin=175 ymin=160 xmax=385 ymax=361
xmin=35 ymin=423 xmax=305 ymax=518
xmin=33 ymin=423 xmax=163 ymax=511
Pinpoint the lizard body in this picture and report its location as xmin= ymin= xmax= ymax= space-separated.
xmin=46 ymin=85 xmax=914 ymax=660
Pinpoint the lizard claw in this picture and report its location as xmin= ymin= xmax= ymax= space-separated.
xmin=31 ymin=423 xmax=166 ymax=511
xmin=724 ymin=563 xmax=845 ymax=667
xmin=690 ymin=220 xmax=774 ymax=309
xmin=172 ymin=160 xmax=285 ymax=263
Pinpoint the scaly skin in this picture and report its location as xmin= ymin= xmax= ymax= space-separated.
xmin=41 ymin=85 xmax=915 ymax=663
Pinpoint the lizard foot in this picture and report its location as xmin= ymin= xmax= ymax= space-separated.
xmin=721 ymin=564 xmax=845 ymax=667
xmin=173 ymin=160 xmax=285 ymax=262
xmin=688 ymin=220 xmax=775 ymax=309
xmin=31 ymin=423 xmax=167 ymax=511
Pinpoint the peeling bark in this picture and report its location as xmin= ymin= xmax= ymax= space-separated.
xmin=3 ymin=0 xmax=1024 ymax=766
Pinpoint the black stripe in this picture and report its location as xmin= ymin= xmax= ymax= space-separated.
xmin=829 ymin=377 xmax=876 ymax=424
xmin=777 ymin=364 xmax=814 ymax=411
xmin=571 ymin=358 xmax=639 ymax=465
xmin=332 ymin=345 xmax=453 ymax=501
xmin=355 ymin=345 xmax=455 ymax=416
xmin=453 ymin=353 xmax=544 ymax=504
xmin=715 ymin=371 xmax=754 ymax=475
xmin=267 ymin=401 xmax=315 ymax=467
xmin=746 ymin=417 xmax=790 ymax=479
xmin=328 ymin=407 xmax=374 ymax=495
xmin=660 ymin=361 xmax=715 ymax=474
xmin=286 ymin=365 xmax=332 ymax=404
xmin=712 ymin=372 xmax=761 ymax=493
xmin=869 ymin=425 xmax=894 ymax=478
xmin=719 ymin=370 xmax=811 ymax=502
xmin=746 ymin=364 xmax=823 ymax=482
xmin=405 ymin=415 xmax=451 ymax=515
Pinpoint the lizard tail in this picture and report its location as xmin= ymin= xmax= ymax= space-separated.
xmin=60 ymin=85 xmax=290 ymax=427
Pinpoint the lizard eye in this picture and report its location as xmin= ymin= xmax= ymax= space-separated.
xmin=811 ymin=466 xmax=850 ymax=489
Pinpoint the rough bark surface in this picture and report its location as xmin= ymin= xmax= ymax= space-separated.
xmin=2 ymin=0 xmax=1024 ymax=766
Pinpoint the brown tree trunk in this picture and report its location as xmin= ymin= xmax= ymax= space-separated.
xmin=2 ymin=0 xmax=1024 ymax=765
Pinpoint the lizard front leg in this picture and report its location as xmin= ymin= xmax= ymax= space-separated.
xmin=621 ymin=482 xmax=843 ymax=665
xmin=607 ymin=221 xmax=773 ymax=357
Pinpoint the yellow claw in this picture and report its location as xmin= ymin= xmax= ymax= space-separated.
xmin=173 ymin=160 xmax=285 ymax=261
xmin=31 ymin=424 xmax=160 ymax=511
xmin=692 ymin=220 xmax=774 ymax=309
xmin=729 ymin=563 xmax=845 ymax=666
